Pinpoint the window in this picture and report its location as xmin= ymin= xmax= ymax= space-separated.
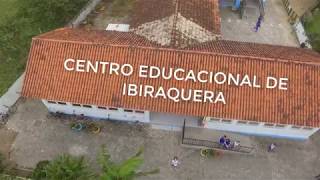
xmin=275 ymin=124 xmax=286 ymax=128
xmin=210 ymin=118 xmax=220 ymax=122
xmin=302 ymin=127 xmax=313 ymax=130
xmin=98 ymin=106 xmax=107 ymax=109
xmin=124 ymin=109 xmax=133 ymax=112
xmin=237 ymin=121 xmax=247 ymax=124
xmin=264 ymin=123 xmax=274 ymax=127
xmin=82 ymin=105 xmax=92 ymax=108
xmin=221 ymin=119 xmax=232 ymax=124
xmin=47 ymin=101 xmax=56 ymax=104
xmin=136 ymin=110 xmax=144 ymax=114
xmin=72 ymin=104 xmax=81 ymax=107
xmin=109 ymin=107 xmax=118 ymax=111
xmin=248 ymin=121 xmax=259 ymax=126
xmin=57 ymin=102 xmax=67 ymax=105
xmin=292 ymin=125 xmax=301 ymax=129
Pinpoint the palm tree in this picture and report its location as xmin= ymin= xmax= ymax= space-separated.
xmin=98 ymin=145 xmax=159 ymax=180
xmin=32 ymin=154 xmax=93 ymax=180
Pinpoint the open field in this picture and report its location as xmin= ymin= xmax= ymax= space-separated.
xmin=0 ymin=0 xmax=17 ymax=23
xmin=0 ymin=0 xmax=22 ymax=96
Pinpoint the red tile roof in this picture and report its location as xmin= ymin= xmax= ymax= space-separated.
xmin=187 ymin=40 xmax=320 ymax=65
xmin=130 ymin=0 xmax=221 ymax=47
xmin=36 ymin=28 xmax=160 ymax=47
xmin=22 ymin=28 xmax=320 ymax=127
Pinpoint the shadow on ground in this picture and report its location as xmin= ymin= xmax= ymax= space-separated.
xmin=0 ymin=99 xmax=319 ymax=180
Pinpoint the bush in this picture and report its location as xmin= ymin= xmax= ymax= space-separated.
xmin=304 ymin=8 xmax=320 ymax=52
xmin=31 ymin=160 xmax=50 ymax=180
xmin=32 ymin=155 xmax=92 ymax=180
xmin=0 ymin=153 xmax=5 ymax=173
xmin=98 ymin=145 xmax=159 ymax=180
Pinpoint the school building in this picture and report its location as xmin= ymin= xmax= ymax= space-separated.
xmin=21 ymin=0 xmax=320 ymax=140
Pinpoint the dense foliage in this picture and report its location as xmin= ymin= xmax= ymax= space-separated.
xmin=30 ymin=146 xmax=158 ymax=180
xmin=0 ymin=0 xmax=88 ymax=95
xmin=304 ymin=8 xmax=320 ymax=52
xmin=98 ymin=146 xmax=159 ymax=180
xmin=31 ymin=160 xmax=50 ymax=180
xmin=32 ymin=155 xmax=92 ymax=180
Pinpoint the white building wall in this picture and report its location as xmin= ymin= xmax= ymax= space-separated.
xmin=204 ymin=117 xmax=318 ymax=140
xmin=42 ymin=100 xmax=150 ymax=123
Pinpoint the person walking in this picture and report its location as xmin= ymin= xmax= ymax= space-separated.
xmin=254 ymin=15 xmax=263 ymax=32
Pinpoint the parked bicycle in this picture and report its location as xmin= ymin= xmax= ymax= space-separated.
xmin=70 ymin=122 xmax=101 ymax=134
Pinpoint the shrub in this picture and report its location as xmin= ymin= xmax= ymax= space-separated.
xmin=98 ymin=145 xmax=159 ymax=180
xmin=31 ymin=160 xmax=50 ymax=180
xmin=304 ymin=8 xmax=320 ymax=52
xmin=32 ymin=155 xmax=92 ymax=180
xmin=0 ymin=153 xmax=5 ymax=173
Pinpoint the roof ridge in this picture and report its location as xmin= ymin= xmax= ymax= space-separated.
xmin=33 ymin=36 xmax=320 ymax=67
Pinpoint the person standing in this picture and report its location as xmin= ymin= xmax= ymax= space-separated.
xmin=171 ymin=156 xmax=180 ymax=169
xmin=219 ymin=135 xmax=227 ymax=146
xmin=268 ymin=143 xmax=276 ymax=152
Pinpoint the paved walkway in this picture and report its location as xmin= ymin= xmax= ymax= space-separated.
xmin=184 ymin=126 xmax=253 ymax=148
xmin=0 ymin=73 xmax=24 ymax=118
xmin=221 ymin=0 xmax=299 ymax=46
xmin=2 ymin=99 xmax=320 ymax=180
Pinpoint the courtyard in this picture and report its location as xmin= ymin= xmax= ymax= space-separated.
xmin=220 ymin=0 xmax=298 ymax=46
xmin=0 ymin=99 xmax=319 ymax=180
xmin=0 ymin=0 xmax=318 ymax=179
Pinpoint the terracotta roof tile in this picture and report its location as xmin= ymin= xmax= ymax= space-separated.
xmin=36 ymin=28 xmax=161 ymax=47
xmin=130 ymin=0 xmax=221 ymax=47
xmin=187 ymin=40 xmax=320 ymax=65
xmin=22 ymin=28 xmax=320 ymax=127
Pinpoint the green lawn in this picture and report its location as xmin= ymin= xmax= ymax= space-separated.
xmin=0 ymin=0 xmax=88 ymax=96
xmin=0 ymin=0 xmax=20 ymax=95
xmin=0 ymin=0 xmax=17 ymax=23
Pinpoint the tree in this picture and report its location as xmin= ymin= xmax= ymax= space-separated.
xmin=98 ymin=145 xmax=159 ymax=180
xmin=32 ymin=155 xmax=93 ymax=180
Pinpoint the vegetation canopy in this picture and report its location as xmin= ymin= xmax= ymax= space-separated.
xmin=0 ymin=0 xmax=88 ymax=96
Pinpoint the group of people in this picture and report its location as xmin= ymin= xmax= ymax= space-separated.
xmin=219 ymin=135 xmax=240 ymax=149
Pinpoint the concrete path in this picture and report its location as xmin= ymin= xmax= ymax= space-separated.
xmin=0 ymin=73 xmax=24 ymax=118
xmin=4 ymin=99 xmax=320 ymax=180
xmin=221 ymin=0 xmax=299 ymax=46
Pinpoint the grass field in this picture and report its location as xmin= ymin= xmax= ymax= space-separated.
xmin=0 ymin=0 xmax=17 ymax=23
xmin=0 ymin=0 xmax=21 ymax=96
xmin=0 ymin=0 xmax=88 ymax=96
xmin=304 ymin=8 xmax=320 ymax=52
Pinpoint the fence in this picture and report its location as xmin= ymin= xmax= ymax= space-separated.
xmin=181 ymin=120 xmax=255 ymax=154
xmin=282 ymin=0 xmax=299 ymax=23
